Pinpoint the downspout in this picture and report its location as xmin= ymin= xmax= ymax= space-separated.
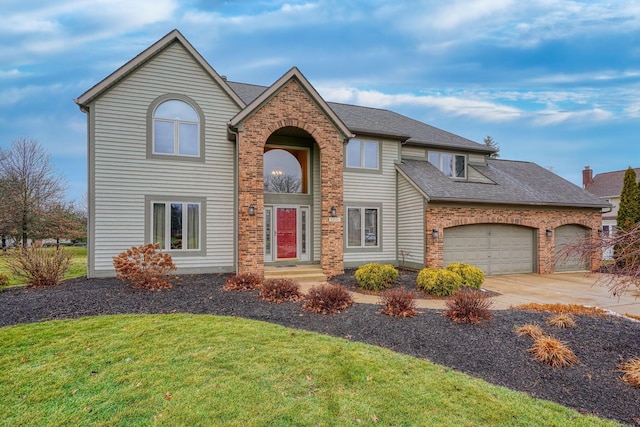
xmin=228 ymin=125 xmax=240 ymax=274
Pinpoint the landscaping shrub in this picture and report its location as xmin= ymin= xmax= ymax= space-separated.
xmin=7 ymin=247 xmax=72 ymax=287
xmin=619 ymin=357 xmax=640 ymax=388
xmin=0 ymin=273 xmax=8 ymax=288
xmin=443 ymin=288 xmax=493 ymax=324
xmin=515 ymin=324 xmax=544 ymax=339
xmin=112 ymin=243 xmax=176 ymax=290
xmin=528 ymin=335 xmax=578 ymax=368
xmin=546 ymin=313 xmax=577 ymax=329
xmin=259 ymin=278 xmax=303 ymax=303
xmin=445 ymin=263 xmax=484 ymax=289
xmin=416 ymin=268 xmax=462 ymax=296
xmin=303 ymin=283 xmax=353 ymax=314
xmin=224 ymin=272 xmax=263 ymax=291
xmin=355 ymin=263 xmax=398 ymax=291
xmin=379 ymin=287 xmax=417 ymax=318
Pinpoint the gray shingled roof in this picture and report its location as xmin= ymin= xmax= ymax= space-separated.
xmin=398 ymin=159 xmax=610 ymax=208
xmin=227 ymin=81 xmax=491 ymax=153
xmin=585 ymin=168 xmax=640 ymax=198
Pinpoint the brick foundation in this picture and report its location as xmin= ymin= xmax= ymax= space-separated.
xmin=425 ymin=205 xmax=602 ymax=274
xmin=236 ymin=79 xmax=345 ymax=277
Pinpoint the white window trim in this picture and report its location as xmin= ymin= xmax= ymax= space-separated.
xmin=345 ymin=139 xmax=380 ymax=171
xmin=428 ymin=151 xmax=467 ymax=179
xmin=152 ymin=102 xmax=200 ymax=157
xmin=346 ymin=206 xmax=381 ymax=249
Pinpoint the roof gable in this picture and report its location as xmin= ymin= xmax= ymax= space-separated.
xmin=228 ymin=67 xmax=352 ymax=139
xmin=585 ymin=168 xmax=640 ymax=198
xmin=75 ymin=29 xmax=244 ymax=108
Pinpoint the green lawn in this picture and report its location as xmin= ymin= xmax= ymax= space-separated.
xmin=0 ymin=246 xmax=87 ymax=287
xmin=0 ymin=314 xmax=621 ymax=426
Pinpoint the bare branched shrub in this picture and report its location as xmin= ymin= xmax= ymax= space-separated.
xmin=516 ymin=324 xmax=544 ymax=339
xmin=259 ymin=278 xmax=303 ymax=303
xmin=303 ymin=283 xmax=353 ymax=314
xmin=546 ymin=313 xmax=577 ymax=329
xmin=7 ymin=247 xmax=72 ymax=287
xmin=528 ymin=335 xmax=579 ymax=368
xmin=618 ymin=357 xmax=640 ymax=387
xmin=112 ymin=243 xmax=176 ymax=290
xmin=561 ymin=222 xmax=640 ymax=296
xmin=224 ymin=272 xmax=263 ymax=291
xmin=379 ymin=287 xmax=417 ymax=318
xmin=443 ymin=288 xmax=493 ymax=324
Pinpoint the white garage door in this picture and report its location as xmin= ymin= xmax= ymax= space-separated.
xmin=443 ymin=224 xmax=535 ymax=275
xmin=554 ymin=225 xmax=589 ymax=272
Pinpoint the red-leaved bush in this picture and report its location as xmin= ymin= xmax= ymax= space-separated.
xmin=259 ymin=278 xmax=303 ymax=303
xmin=303 ymin=283 xmax=353 ymax=314
xmin=379 ymin=287 xmax=417 ymax=318
xmin=112 ymin=243 xmax=176 ymax=290
xmin=443 ymin=288 xmax=493 ymax=324
xmin=223 ymin=272 xmax=263 ymax=291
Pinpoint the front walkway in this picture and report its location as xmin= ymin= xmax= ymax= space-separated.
xmin=304 ymin=273 xmax=640 ymax=317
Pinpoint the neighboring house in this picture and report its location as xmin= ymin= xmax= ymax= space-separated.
xmin=583 ymin=166 xmax=640 ymax=259
xmin=75 ymin=30 xmax=608 ymax=279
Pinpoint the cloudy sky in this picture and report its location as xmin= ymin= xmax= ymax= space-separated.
xmin=2 ymin=0 xmax=639 ymax=203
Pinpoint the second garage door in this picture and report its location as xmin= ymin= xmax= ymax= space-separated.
xmin=554 ymin=224 xmax=589 ymax=272
xmin=443 ymin=224 xmax=536 ymax=275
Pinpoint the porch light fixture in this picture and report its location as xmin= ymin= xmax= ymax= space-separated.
xmin=330 ymin=206 xmax=337 ymax=217
xmin=248 ymin=204 xmax=256 ymax=216
xmin=432 ymin=228 xmax=439 ymax=239
xmin=597 ymin=228 xmax=603 ymax=236
xmin=546 ymin=229 xmax=553 ymax=237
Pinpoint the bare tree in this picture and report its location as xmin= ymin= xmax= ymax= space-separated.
xmin=563 ymin=223 xmax=640 ymax=296
xmin=0 ymin=138 xmax=67 ymax=247
xmin=264 ymin=173 xmax=301 ymax=193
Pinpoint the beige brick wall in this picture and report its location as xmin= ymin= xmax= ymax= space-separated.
xmin=237 ymin=80 xmax=345 ymax=276
xmin=425 ymin=204 xmax=602 ymax=274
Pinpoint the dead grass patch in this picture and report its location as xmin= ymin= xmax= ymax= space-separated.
xmin=546 ymin=313 xmax=577 ymax=329
xmin=516 ymin=324 xmax=544 ymax=338
xmin=619 ymin=357 xmax=640 ymax=387
xmin=513 ymin=303 xmax=609 ymax=318
xmin=528 ymin=335 xmax=579 ymax=368
xmin=625 ymin=313 xmax=640 ymax=321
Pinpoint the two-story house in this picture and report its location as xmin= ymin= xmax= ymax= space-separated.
xmin=75 ymin=30 xmax=607 ymax=279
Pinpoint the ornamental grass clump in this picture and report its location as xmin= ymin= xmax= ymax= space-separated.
xmin=379 ymin=287 xmax=417 ymax=318
xmin=112 ymin=243 xmax=176 ymax=290
xmin=445 ymin=263 xmax=484 ymax=289
xmin=259 ymin=278 xmax=303 ymax=303
xmin=443 ymin=288 xmax=493 ymax=324
xmin=619 ymin=357 xmax=640 ymax=388
xmin=546 ymin=313 xmax=577 ymax=329
xmin=528 ymin=335 xmax=579 ymax=368
xmin=303 ymin=283 xmax=353 ymax=314
xmin=416 ymin=267 xmax=462 ymax=296
xmin=224 ymin=272 xmax=263 ymax=291
xmin=355 ymin=263 xmax=398 ymax=291
xmin=7 ymin=246 xmax=72 ymax=287
xmin=0 ymin=273 xmax=9 ymax=288
xmin=515 ymin=324 xmax=545 ymax=339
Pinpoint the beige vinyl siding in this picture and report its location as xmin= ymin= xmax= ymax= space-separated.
xmin=343 ymin=139 xmax=399 ymax=265
xmin=397 ymin=174 xmax=424 ymax=268
xmin=90 ymin=42 xmax=240 ymax=276
xmin=468 ymin=152 xmax=486 ymax=165
xmin=401 ymin=145 xmax=426 ymax=159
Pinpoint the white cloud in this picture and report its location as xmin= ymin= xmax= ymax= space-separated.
xmin=0 ymin=69 xmax=24 ymax=79
xmin=533 ymin=108 xmax=613 ymax=126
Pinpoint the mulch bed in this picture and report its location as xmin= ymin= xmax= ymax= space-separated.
xmin=1 ymin=274 xmax=639 ymax=426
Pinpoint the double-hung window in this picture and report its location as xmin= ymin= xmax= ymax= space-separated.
xmin=347 ymin=207 xmax=379 ymax=248
xmin=152 ymin=201 xmax=200 ymax=251
xmin=346 ymin=139 xmax=379 ymax=170
xmin=428 ymin=152 xmax=466 ymax=178
xmin=152 ymin=99 xmax=200 ymax=157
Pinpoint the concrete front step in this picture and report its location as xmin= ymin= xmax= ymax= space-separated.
xmin=264 ymin=265 xmax=327 ymax=283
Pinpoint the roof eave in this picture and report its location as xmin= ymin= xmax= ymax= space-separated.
xmin=404 ymin=140 xmax=493 ymax=154
xmin=427 ymin=197 xmax=610 ymax=209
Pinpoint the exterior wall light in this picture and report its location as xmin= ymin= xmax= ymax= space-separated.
xmin=546 ymin=229 xmax=553 ymax=238
xmin=330 ymin=206 xmax=337 ymax=217
xmin=597 ymin=228 xmax=603 ymax=236
xmin=248 ymin=204 xmax=255 ymax=216
xmin=432 ymin=228 xmax=439 ymax=239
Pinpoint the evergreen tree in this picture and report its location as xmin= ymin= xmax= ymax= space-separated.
xmin=483 ymin=135 xmax=500 ymax=158
xmin=617 ymin=167 xmax=640 ymax=231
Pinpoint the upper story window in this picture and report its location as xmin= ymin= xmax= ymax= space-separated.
xmin=428 ymin=151 xmax=466 ymax=178
xmin=153 ymin=99 xmax=200 ymax=157
xmin=346 ymin=139 xmax=379 ymax=170
xmin=263 ymin=147 xmax=309 ymax=193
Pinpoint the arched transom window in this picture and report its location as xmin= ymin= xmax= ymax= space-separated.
xmin=153 ymin=100 xmax=200 ymax=156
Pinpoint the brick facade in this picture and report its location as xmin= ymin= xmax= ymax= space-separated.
xmin=236 ymin=79 xmax=345 ymax=276
xmin=425 ymin=204 xmax=602 ymax=273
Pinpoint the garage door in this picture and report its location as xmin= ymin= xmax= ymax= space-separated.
xmin=443 ymin=224 xmax=535 ymax=275
xmin=554 ymin=225 xmax=589 ymax=272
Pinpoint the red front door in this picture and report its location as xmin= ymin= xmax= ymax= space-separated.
xmin=276 ymin=208 xmax=297 ymax=259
